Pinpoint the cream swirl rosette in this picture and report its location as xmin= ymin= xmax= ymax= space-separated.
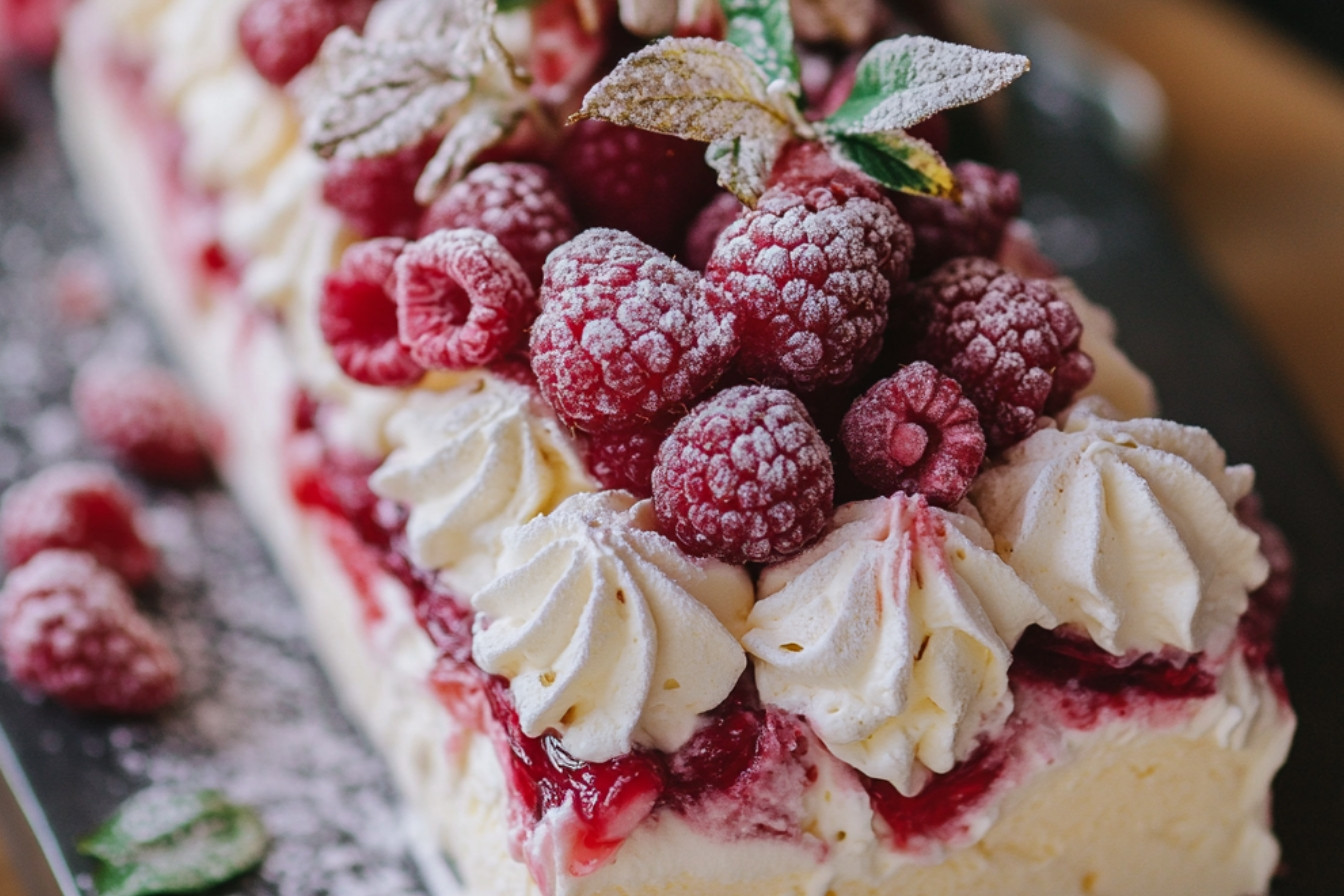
xmin=368 ymin=372 xmax=595 ymax=590
xmin=744 ymin=494 xmax=1053 ymax=796
xmin=970 ymin=401 xmax=1268 ymax=655
xmin=471 ymin=491 xmax=753 ymax=762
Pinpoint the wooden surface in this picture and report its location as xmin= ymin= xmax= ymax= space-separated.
xmin=3 ymin=1 xmax=1343 ymax=894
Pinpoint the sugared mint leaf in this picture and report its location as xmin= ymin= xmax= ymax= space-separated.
xmin=721 ymin=0 xmax=800 ymax=91
xmin=706 ymin=133 xmax=789 ymax=205
xmin=826 ymin=35 xmax=1029 ymax=133
xmin=828 ymin=131 xmax=957 ymax=198
xmin=78 ymin=789 xmax=268 ymax=896
xmin=573 ymin=37 xmax=800 ymax=146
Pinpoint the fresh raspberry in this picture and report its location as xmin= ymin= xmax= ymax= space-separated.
xmin=703 ymin=175 xmax=911 ymax=391
xmin=893 ymin=161 xmax=1021 ymax=277
xmin=0 ymin=464 xmax=156 ymax=586
xmin=839 ymin=362 xmax=985 ymax=506
xmin=72 ymin=361 xmax=215 ymax=485
xmin=419 ymin=163 xmax=577 ymax=287
xmin=767 ymin=140 xmax=892 ymax=211
xmin=530 ymin=229 xmax=737 ymax=432
xmin=652 ymin=385 xmax=833 ymax=564
xmin=322 ymin=138 xmax=436 ymax=240
xmin=583 ymin=419 xmax=672 ymax=498
xmin=320 ymin=237 xmax=426 ymax=387
xmin=0 ymin=550 xmax=179 ymax=713
xmin=238 ymin=0 xmax=376 ymax=86
xmin=914 ymin=257 xmax=1093 ymax=450
xmin=683 ymin=192 xmax=744 ymax=272
xmin=395 ymin=228 xmax=536 ymax=370
xmin=556 ymin=119 xmax=718 ymax=255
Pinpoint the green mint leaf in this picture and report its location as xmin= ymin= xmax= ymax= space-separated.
xmin=721 ymin=0 xmax=800 ymax=91
xmin=573 ymin=37 xmax=799 ymax=146
xmin=496 ymin=0 xmax=538 ymax=11
xmin=706 ymin=134 xmax=788 ymax=205
xmin=826 ymin=35 xmax=1029 ymax=132
xmin=79 ymin=789 xmax=268 ymax=896
xmin=827 ymin=130 xmax=957 ymax=198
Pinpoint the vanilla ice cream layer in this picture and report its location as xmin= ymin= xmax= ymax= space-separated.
xmin=56 ymin=5 xmax=1293 ymax=895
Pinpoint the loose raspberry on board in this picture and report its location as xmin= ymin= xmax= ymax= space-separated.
xmin=320 ymin=237 xmax=426 ymax=387
xmin=0 ymin=550 xmax=179 ymax=714
xmin=913 ymin=257 xmax=1093 ymax=450
xmin=531 ymin=229 xmax=737 ymax=432
xmin=0 ymin=463 xmax=156 ymax=586
xmin=840 ymin=362 xmax=985 ymax=506
xmin=652 ymin=385 xmax=833 ymax=564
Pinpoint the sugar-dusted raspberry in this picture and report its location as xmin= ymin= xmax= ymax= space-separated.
xmin=893 ymin=161 xmax=1021 ymax=277
xmin=1 ymin=463 xmax=156 ymax=586
xmin=395 ymin=228 xmax=536 ymax=370
xmin=72 ymin=361 xmax=215 ymax=485
xmin=683 ymin=192 xmax=744 ymax=272
xmin=584 ymin=419 xmax=672 ymax=498
xmin=0 ymin=550 xmax=179 ymax=713
xmin=322 ymin=138 xmax=436 ymax=239
xmin=914 ymin=257 xmax=1093 ymax=450
xmin=320 ymin=237 xmax=426 ymax=387
xmin=703 ymin=176 xmax=910 ymax=392
xmin=419 ymin=163 xmax=577 ymax=287
xmin=840 ymin=362 xmax=985 ymax=506
xmin=767 ymin=140 xmax=891 ymax=210
xmin=652 ymin=385 xmax=833 ymax=564
xmin=556 ymin=119 xmax=718 ymax=254
xmin=238 ymin=0 xmax=375 ymax=86
xmin=531 ymin=229 xmax=737 ymax=432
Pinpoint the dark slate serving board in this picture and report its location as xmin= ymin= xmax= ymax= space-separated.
xmin=1 ymin=16 xmax=1341 ymax=895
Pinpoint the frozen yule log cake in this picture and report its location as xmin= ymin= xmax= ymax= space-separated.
xmin=54 ymin=0 xmax=1295 ymax=893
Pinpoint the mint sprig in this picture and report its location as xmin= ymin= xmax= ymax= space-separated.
xmin=573 ymin=2 xmax=1028 ymax=205
xmin=79 ymin=789 xmax=268 ymax=896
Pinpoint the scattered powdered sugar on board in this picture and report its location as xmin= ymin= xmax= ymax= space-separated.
xmin=1 ymin=68 xmax=444 ymax=896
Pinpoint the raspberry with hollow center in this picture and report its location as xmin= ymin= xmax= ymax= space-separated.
xmin=893 ymin=161 xmax=1021 ymax=277
xmin=320 ymin=237 xmax=426 ymax=387
xmin=322 ymin=138 xmax=436 ymax=240
xmin=395 ymin=228 xmax=536 ymax=370
xmin=238 ymin=0 xmax=376 ymax=86
xmin=419 ymin=162 xmax=577 ymax=288
xmin=703 ymin=178 xmax=910 ymax=391
xmin=0 ymin=550 xmax=179 ymax=714
xmin=556 ymin=119 xmax=718 ymax=254
xmin=530 ymin=229 xmax=737 ymax=432
xmin=72 ymin=361 xmax=215 ymax=486
xmin=652 ymin=385 xmax=833 ymax=564
xmin=0 ymin=463 xmax=156 ymax=586
xmin=840 ymin=362 xmax=985 ymax=506
xmin=914 ymin=257 xmax=1093 ymax=450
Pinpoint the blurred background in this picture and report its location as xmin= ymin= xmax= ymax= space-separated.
xmin=2 ymin=0 xmax=1343 ymax=892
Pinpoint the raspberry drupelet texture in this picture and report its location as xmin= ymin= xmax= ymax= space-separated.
xmin=322 ymin=138 xmax=437 ymax=240
xmin=238 ymin=0 xmax=376 ymax=86
xmin=893 ymin=161 xmax=1022 ymax=277
xmin=0 ymin=550 xmax=179 ymax=714
xmin=914 ymin=257 xmax=1094 ymax=450
xmin=530 ymin=229 xmax=737 ymax=432
xmin=556 ymin=119 xmax=719 ymax=254
xmin=0 ymin=464 xmax=156 ymax=587
xmin=320 ymin=237 xmax=426 ymax=387
xmin=72 ymin=361 xmax=216 ymax=485
xmin=703 ymin=169 xmax=912 ymax=392
xmin=840 ymin=362 xmax=986 ymax=507
xmin=419 ymin=162 xmax=578 ymax=288
xmin=395 ymin=228 xmax=537 ymax=370
xmin=652 ymin=385 xmax=834 ymax=564
xmin=583 ymin=420 xmax=672 ymax=498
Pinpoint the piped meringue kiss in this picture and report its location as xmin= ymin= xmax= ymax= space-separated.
xmin=744 ymin=494 xmax=1053 ymax=796
xmin=471 ymin=491 xmax=753 ymax=763
xmin=970 ymin=400 xmax=1268 ymax=656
